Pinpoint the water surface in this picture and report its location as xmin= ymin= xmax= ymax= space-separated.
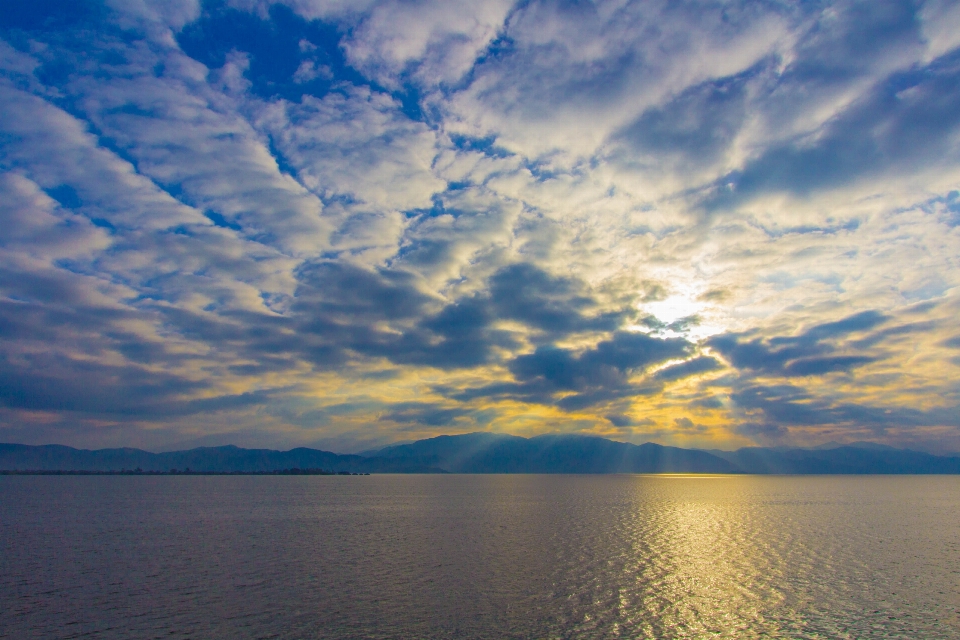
xmin=2 ymin=475 xmax=959 ymax=638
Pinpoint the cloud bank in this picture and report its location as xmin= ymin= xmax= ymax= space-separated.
xmin=1 ymin=0 xmax=958 ymax=453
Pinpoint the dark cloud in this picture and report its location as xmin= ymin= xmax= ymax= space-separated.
xmin=708 ymin=310 xmax=888 ymax=377
xmin=295 ymin=261 xmax=432 ymax=324
xmin=488 ymin=263 xmax=630 ymax=335
xmin=289 ymin=261 xmax=630 ymax=370
xmin=942 ymin=335 xmax=960 ymax=349
xmin=291 ymin=262 xmax=507 ymax=369
xmin=379 ymin=402 xmax=472 ymax=427
xmin=372 ymin=296 xmax=518 ymax=369
xmin=0 ymin=299 xmax=122 ymax=343
xmin=452 ymin=331 xmax=691 ymax=410
xmin=691 ymin=396 xmax=724 ymax=409
xmin=396 ymin=295 xmax=507 ymax=367
xmin=0 ymin=352 xmax=274 ymax=418
xmin=731 ymin=384 xmax=836 ymax=426
xmin=803 ymin=310 xmax=888 ymax=339
xmin=731 ymin=383 xmax=960 ymax=431
xmin=708 ymin=333 xmax=830 ymax=375
xmin=666 ymin=315 xmax=701 ymax=333
xmin=635 ymin=312 xmax=700 ymax=335
xmin=605 ymin=413 xmax=633 ymax=428
xmin=703 ymin=305 xmax=959 ymax=438
xmin=674 ymin=417 xmax=707 ymax=433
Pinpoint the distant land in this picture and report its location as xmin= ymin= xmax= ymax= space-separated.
xmin=363 ymin=433 xmax=960 ymax=474
xmin=4 ymin=433 xmax=960 ymax=474
xmin=0 ymin=443 xmax=442 ymax=474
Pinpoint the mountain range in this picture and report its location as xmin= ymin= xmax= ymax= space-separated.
xmin=0 ymin=443 xmax=439 ymax=474
xmin=3 ymin=432 xmax=960 ymax=474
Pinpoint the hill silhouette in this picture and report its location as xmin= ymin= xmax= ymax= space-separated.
xmin=366 ymin=433 xmax=738 ymax=473
xmin=3 ymin=434 xmax=960 ymax=474
xmin=0 ymin=443 xmax=441 ymax=473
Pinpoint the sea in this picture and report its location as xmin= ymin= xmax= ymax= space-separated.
xmin=1 ymin=474 xmax=958 ymax=639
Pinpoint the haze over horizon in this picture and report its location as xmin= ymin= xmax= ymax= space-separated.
xmin=1 ymin=0 xmax=959 ymax=455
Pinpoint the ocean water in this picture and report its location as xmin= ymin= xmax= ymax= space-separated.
xmin=1 ymin=475 xmax=959 ymax=639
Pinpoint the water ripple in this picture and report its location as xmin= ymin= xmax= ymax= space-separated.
xmin=1 ymin=475 xmax=959 ymax=639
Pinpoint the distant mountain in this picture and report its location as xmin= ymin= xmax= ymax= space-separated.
xmin=705 ymin=443 xmax=960 ymax=474
xmin=4 ymin=436 xmax=960 ymax=474
xmin=365 ymin=433 xmax=960 ymax=474
xmin=0 ymin=444 xmax=443 ymax=473
xmin=810 ymin=441 xmax=903 ymax=452
xmin=365 ymin=433 xmax=739 ymax=473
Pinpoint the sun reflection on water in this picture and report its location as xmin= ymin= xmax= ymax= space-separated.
xmin=625 ymin=479 xmax=785 ymax=637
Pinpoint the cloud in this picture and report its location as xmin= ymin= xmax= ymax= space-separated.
xmin=0 ymin=173 xmax=111 ymax=261
xmin=708 ymin=47 xmax=960 ymax=207
xmin=487 ymin=263 xmax=630 ymax=336
xmin=730 ymin=383 xmax=960 ymax=431
xmin=289 ymin=260 xmax=636 ymax=370
xmin=919 ymin=0 xmax=960 ymax=62
xmin=452 ymin=331 xmax=691 ymax=410
xmin=0 ymin=84 xmax=206 ymax=232
xmin=654 ymin=356 xmax=722 ymax=382
xmin=803 ymin=310 xmax=889 ymax=339
xmin=379 ymin=402 xmax=473 ymax=427
xmin=1 ymin=0 xmax=959 ymax=452
xmin=612 ymin=71 xmax=751 ymax=176
xmin=337 ymin=0 xmax=514 ymax=89
xmin=257 ymin=85 xmax=444 ymax=212
xmin=107 ymin=0 xmax=201 ymax=31
xmin=782 ymin=355 xmax=877 ymax=377
xmin=292 ymin=60 xmax=332 ymax=84
xmin=390 ymin=187 xmax=521 ymax=284
xmin=707 ymin=310 xmax=889 ymax=377
xmin=605 ymin=414 xmax=633 ymax=428
xmin=441 ymin=1 xmax=791 ymax=163
xmin=291 ymin=260 xmax=510 ymax=369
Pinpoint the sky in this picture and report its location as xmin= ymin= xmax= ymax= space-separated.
xmin=1 ymin=0 xmax=959 ymax=454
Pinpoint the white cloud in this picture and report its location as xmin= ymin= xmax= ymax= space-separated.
xmin=919 ymin=0 xmax=960 ymax=62
xmin=240 ymin=0 xmax=512 ymax=88
xmin=0 ymin=82 xmax=205 ymax=231
xmin=292 ymin=59 xmax=333 ymax=83
xmin=106 ymin=0 xmax=202 ymax=31
xmin=0 ymin=173 xmax=111 ymax=261
xmin=341 ymin=0 xmax=513 ymax=88
xmin=443 ymin=0 xmax=792 ymax=161
xmin=66 ymin=52 xmax=334 ymax=257
xmin=256 ymin=86 xmax=445 ymax=213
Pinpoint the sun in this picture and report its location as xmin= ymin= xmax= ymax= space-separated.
xmin=643 ymin=296 xmax=702 ymax=325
